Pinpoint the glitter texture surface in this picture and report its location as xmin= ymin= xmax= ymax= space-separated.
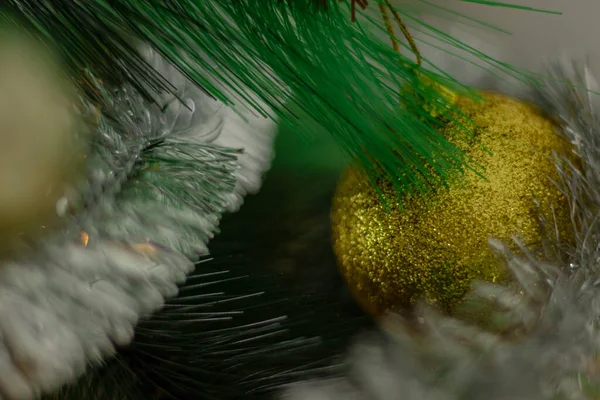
xmin=331 ymin=92 xmax=573 ymax=315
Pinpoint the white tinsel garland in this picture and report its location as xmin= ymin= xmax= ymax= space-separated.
xmin=0 ymin=47 xmax=275 ymax=400
xmin=283 ymin=61 xmax=600 ymax=400
xmin=142 ymin=46 xmax=277 ymax=212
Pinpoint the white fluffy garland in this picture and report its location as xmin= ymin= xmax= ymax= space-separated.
xmin=0 ymin=47 xmax=276 ymax=400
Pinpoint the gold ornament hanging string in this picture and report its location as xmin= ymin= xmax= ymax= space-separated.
xmin=346 ymin=0 xmax=449 ymax=117
xmin=328 ymin=0 xmax=423 ymax=66
xmin=305 ymin=0 xmax=422 ymax=65
xmin=372 ymin=1 xmax=457 ymax=116
xmin=376 ymin=0 xmax=422 ymax=67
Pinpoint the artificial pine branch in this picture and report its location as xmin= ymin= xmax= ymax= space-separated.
xmin=4 ymin=0 xmax=547 ymax=196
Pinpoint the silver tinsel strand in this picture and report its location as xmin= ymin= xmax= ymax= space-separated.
xmin=283 ymin=61 xmax=600 ymax=400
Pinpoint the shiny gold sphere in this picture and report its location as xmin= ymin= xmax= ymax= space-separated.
xmin=331 ymin=92 xmax=573 ymax=315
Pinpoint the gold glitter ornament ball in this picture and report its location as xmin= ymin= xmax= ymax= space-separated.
xmin=331 ymin=92 xmax=573 ymax=316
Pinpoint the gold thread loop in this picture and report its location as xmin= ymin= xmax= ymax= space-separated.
xmin=383 ymin=0 xmax=422 ymax=67
xmin=378 ymin=3 xmax=400 ymax=54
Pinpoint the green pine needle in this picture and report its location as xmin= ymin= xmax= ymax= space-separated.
xmin=456 ymin=0 xmax=561 ymax=14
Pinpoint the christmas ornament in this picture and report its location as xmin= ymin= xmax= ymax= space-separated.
xmin=288 ymin=60 xmax=600 ymax=400
xmin=0 ymin=29 xmax=84 ymax=254
xmin=332 ymin=91 xmax=573 ymax=315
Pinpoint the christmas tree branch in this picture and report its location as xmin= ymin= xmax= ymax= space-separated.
xmin=6 ymin=0 xmax=551 ymax=196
